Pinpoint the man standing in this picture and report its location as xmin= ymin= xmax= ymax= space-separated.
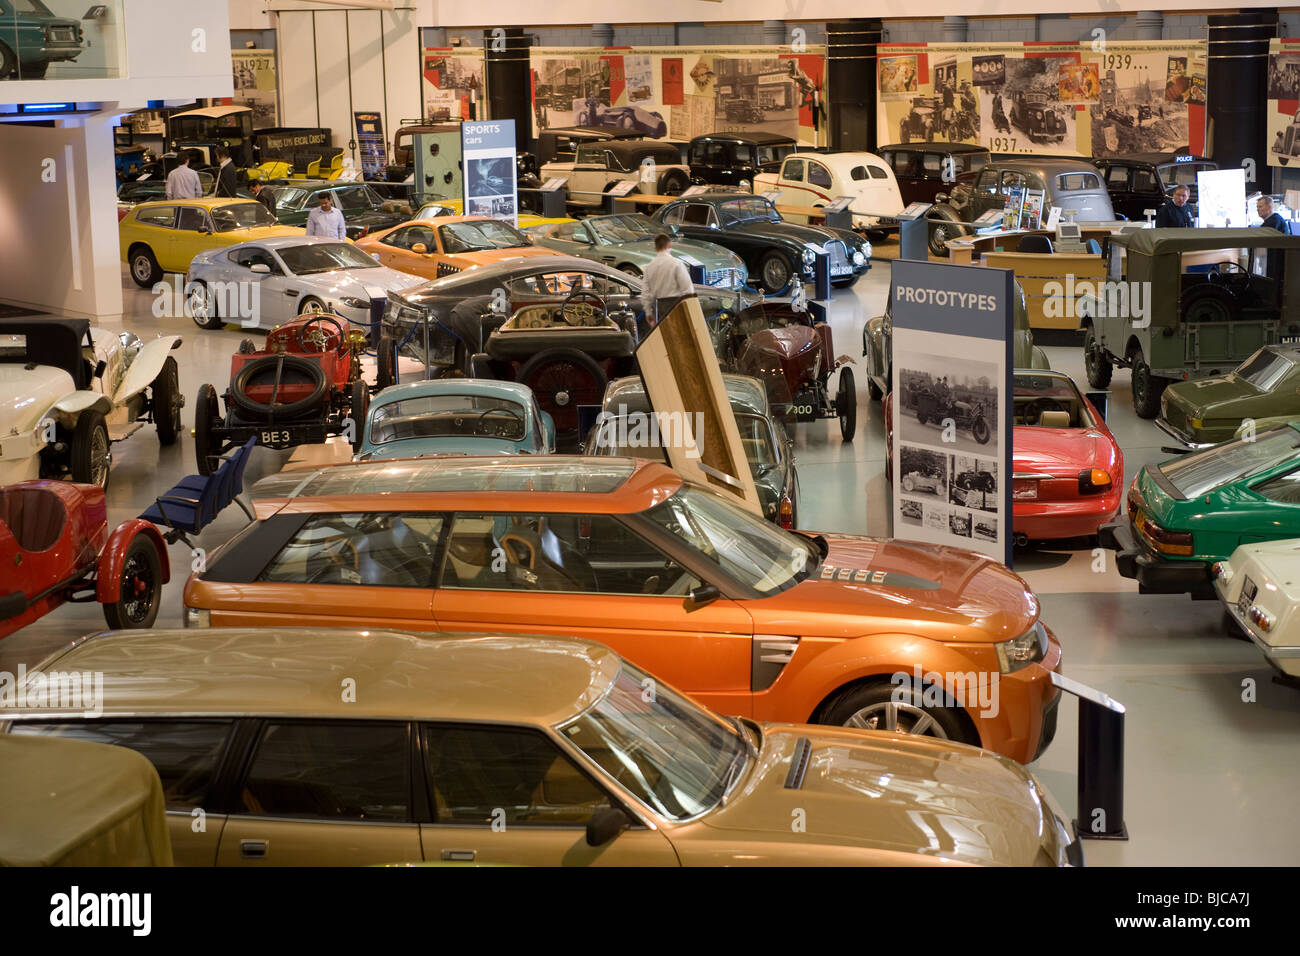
xmin=639 ymin=233 xmax=694 ymax=326
xmin=305 ymin=193 xmax=347 ymax=239
xmin=1155 ymin=185 xmax=1195 ymax=228
xmin=249 ymin=180 xmax=276 ymax=216
xmin=214 ymin=147 xmax=239 ymax=198
xmin=164 ymin=152 xmax=203 ymax=200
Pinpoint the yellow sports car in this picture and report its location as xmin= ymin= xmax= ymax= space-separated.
xmin=119 ymin=198 xmax=300 ymax=288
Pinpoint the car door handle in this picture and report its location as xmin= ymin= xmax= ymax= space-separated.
xmin=441 ymin=849 xmax=476 ymax=862
xmin=240 ymin=839 xmax=268 ymax=859
xmin=284 ymin=289 xmax=299 ymax=296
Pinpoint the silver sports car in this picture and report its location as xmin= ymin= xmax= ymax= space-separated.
xmin=185 ymin=236 xmax=428 ymax=331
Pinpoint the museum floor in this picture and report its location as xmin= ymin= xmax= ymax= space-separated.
xmin=2 ymin=257 xmax=1297 ymax=867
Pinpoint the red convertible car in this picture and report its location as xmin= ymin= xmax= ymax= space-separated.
xmin=0 ymin=481 xmax=169 ymax=638
xmin=886 ymin=370 xmax=1123 ymax=545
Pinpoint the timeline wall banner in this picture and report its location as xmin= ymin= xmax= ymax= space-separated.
xmin=353 ymin=112 xmax=387 ymax=180
xmin=422 ymin=48 xmax=485 ymax=123
xmin=877 ymin=41 xmax=1205 ymax=159
xmin=462 ymin=120 xmax=518 ymax=227
xmin=1266 ymin=38 xmax=1300 ymax=168
xmin=530 ymin=45 xmax=826 ymax=145
xmin=889 ymin=260 xmax=1014 ymax=566
xmin=231 ymin=49 xmax=278 ymax=129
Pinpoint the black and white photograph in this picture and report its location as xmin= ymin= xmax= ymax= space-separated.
xmin=989 ymin=57 xmax=1078 ymax=152
xmin=896 ymin=357 xmax=999 ymax=455
xmin=950 ymin=454 xmax=999 ymax=514
xmin=899 ymin=498 xmax=923 ymax=527
xmin=972 ymin=54 xmax=1006 ymax=88
xmin=714 ymin=56 xmax=798 ymax=137
xmin=531 ymin=56 xmax=611 ymax=131
xmin=468 ymin=157 xmax=512 ymax=198
xmin=948 ymin=509 xmax=973 ymax=537
xmin=1267 ymin=51 xmax=1300 ymax=100
xmin=1087 ymin=53 xmax=1192 ymax=156
xmin=973 ymin=515 xmax=998 ymax=542
xmin=898 ymin=445 xmax=948 ymax=499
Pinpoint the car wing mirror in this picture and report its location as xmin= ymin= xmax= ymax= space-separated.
xmin=250 ymin=263 xmax=271 ymax=274
xmin=93 ymin=359 xmax=107 ymax=379
xmin=585 ymin=807 xmax=633 ymax=847
xmin=1086 ymin=390 xmax=1108 ymax=421
xmin=687 ymin=583 xmax=721 ymax=609
xmin=411 ymin=242 xmax=429 ymax=255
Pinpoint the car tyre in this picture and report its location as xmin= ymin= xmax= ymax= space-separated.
xmin=1180 ymin=284 xmax=1235 ymax=325
xmin=757 ymin=251 xmax=793 ymax=295
xmin=1083 ymin=327 xmax=1113 ymax=389
xmin=299 ymin=296 xmax=327 ymax=315
xmin=1130 ymin=353 xmax=1166 ymax=419
xmin=102 ymin=535 xmax=163 ymax=630
xmin=129 ymin=245 xmax=163 ymax=289
xmin=971 ymin=414 xmax=991 ymax=444
xmin=0 ymin=43 xmax=16 ymax=78
xmin=657 ymin=170 xmax=688 ymax=197
xmin=229 ymin=355 xmax=329 ymax=421
xmin=376 ymin=334 xmax=398 ymax=390
xmin=349 ymin=380 xmax=370 ymax=451
xmin=519 ymin=347 xmax=607 ymax=450
xmin=70 ymin=411 xmax=111 ymax=489
xmin=927 ymin=212 xmax=963 ymax=258
xmin=194 ymin=383 xmax=220 ymax=475
xmin=821 ymin=681 xmax=973 ymax=744
xmin=186 ymin=280 xmax=224 ymax=330
xmin=837 ymin=367 xmax=857 ymax=442
xmin=152 ymin=355 xmax=182 ymax=446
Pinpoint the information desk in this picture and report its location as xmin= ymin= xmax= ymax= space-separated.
xmin=979 ymin=251 xmax=1106 ymax=332
xmin=946 ymin=226 xmax=1118 ymax=265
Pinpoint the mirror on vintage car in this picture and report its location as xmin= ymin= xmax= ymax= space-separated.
xmin=585 ymin=807 xmax=633 ymax=847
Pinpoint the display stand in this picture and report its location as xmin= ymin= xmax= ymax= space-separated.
xmin=1051 ymin=672 xmax=1129 ymax=840
xmin=519 ymin=179 xmax=567 ymax=218
xmin=603 ymin=179 xmax=640 ymax=214
xmin=822 ymin=197 xmax=853 ymax=231
xmin=897 ymin=202 xmax=932 ymax=261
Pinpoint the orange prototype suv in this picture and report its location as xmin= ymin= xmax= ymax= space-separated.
xmin=184 ymin=458 xmax=1063 ymax=763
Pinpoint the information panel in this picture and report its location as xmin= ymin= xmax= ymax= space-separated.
xmin=461 ymin=120 xmax=518 ymax=227
xmin=889 ymin=260 xmax=1014 ymax=566
xmin=353 ymin=112 xmax=387 ymax=181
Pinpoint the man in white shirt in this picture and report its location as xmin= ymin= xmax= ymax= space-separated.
xmin=305 ymin=193 xmax=347 ymax=240
xmin=164 ymin=153 xmax=203 ymax=200
xmin=639 ymin=233 xmax=694 ymax=326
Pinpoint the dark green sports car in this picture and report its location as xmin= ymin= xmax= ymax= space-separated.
xmin=1159 ymin=345 xmax=1300 ymax=449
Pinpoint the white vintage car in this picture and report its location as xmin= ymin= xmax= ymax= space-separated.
xmin=753 ymin=151 xmax=905 ymax=234
xmin=1213 ymin=542 xmax=1300 ymax=680
xmin=0 ymin=319 xmax=183 ymax=489
xmin=540 ymin=141 xmax=690 ymax=207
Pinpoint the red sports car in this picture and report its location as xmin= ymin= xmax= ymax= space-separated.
xmin=886 ymin=370 xmax=1123 ymax=545
xmin=0 ymin=481 xmax=169 ymax=638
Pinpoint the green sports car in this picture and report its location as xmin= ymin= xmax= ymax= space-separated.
xmin=524 ymin=213 xmax=749 ymax=291
xmin=1100 ymin=422 xmax=1300 ymax=596
xmin=1159 ymin=345 xmax=1300 ymax=449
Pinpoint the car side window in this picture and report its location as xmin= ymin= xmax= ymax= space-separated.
xmin=1105 ymin=165 xmax=1130 ymax=187
xmin=1132 ymin=169 xmax=1159 ymax=193
xmin=228 ymin=246 xmax=279 ymax=272
xmin=382 ymin=226 xmax=417 ymax=249
xmin=575 ymin=144 xmax=604 ymax=165
xmin=1000 ymin=171 xmax=1026 ymax=195
xmin=681 ymin=203 xmax=713 ymax=227
xmin=137 ymin=205 xmax=177 ymax=228
xmin=238 ymin=721 xmax=411 ymax=822
xmin=1251 ymin=467 xmax=1300 ymax=504
xmin=421 ymin=723 xmax=612 ymax=827
xmin=782 ymin=158 xmax=804 ymax=182
xmin=176 ymin=206 xmax=208 ymax=232
xmin=660 ymin=204 xmax=685 ymax=225
xmin=439 ymin=512 xmax=699 ymax=596
xmin=10 ymin=719 xmax=233 ymax=810
xmin=334 ymin=187 xmax=371 ymax=210
xmin=975 ymin=168 xmax=999 ymax=193
xmin=258 ymin=513 xmax=445 ymax=588
xmin=732 ymin=144 xmax=753 ymax=165
xmin=921 ymin=153 xmax=944 ymax=177
xmin=807 ymin=162 xmax=832 ymax=188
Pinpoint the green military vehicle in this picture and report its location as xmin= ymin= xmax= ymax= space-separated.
xmin=1083 ymin=228 xmax=1300 ymax=418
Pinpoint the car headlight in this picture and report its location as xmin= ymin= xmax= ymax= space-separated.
xmin=852 ymin=251 xmax=865 ymax=265
xmin=339 ymin=296 xmax=371 ymax=310
xmin=995 ymin=621 xmax=1047 ymax=673
xmin=802 ymin=246 xmax=817 ymax=265
xmin=859 ymin=240 xmax=872 ymax=257
xmin=184 ymin=606 xmax=210 ymax=628
xmin=739 ymin=179 xmax=751 ymax=189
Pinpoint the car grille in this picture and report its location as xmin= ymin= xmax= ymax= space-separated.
xmin=705 ymin=267 xmax=744 ymax=289
xmin=436 ymin=263 xmax=461 ymax=279
xmin=824 ymin=240 xmax=851 ymax=275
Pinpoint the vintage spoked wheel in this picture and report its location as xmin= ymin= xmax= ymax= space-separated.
xmin=193 ymin=383 xmax=221 ymax=476
xmin=758 ymin=251 xmax=793 ymax=295
xmin=376 ymin=335 xmax=398 ymax=390
xmin=102 ymin=535 xmax=164 ymax=630
xmin=152 ymin=356 xmax=183 ymax=446
xmin=518 ymin=348 xmax=607 ymax=450
xmin=971 ymin=415 xmax=991 ymax=445
xmin=70 ymin=411 xmax=111 ymax=488
xmin=836 ymin=367 xmax=857 ymax=442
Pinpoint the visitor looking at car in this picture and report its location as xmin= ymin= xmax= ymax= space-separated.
xmin=164 ymin=152 xmax=203 ymax=200
xmin=639 ymin=233 xmax=694 ymax=326
xmin=249 ymin=180 xmax=277 ymax=216
xmin=305 ymin=193 xmax=347 ymax=240
xmin=214 ymin=147 xmax=239 ymax=198
xmin=1155 ymin=185 xmax=1195 ymax=229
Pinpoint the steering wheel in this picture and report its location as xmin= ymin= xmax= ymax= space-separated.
xmin=1209 ymin=261 xmax=1246 ymax=281
xmin=1022 ymin=396 xmax=1070 ymax=425
xmin=560 ymin=289 xmax=607 ymax=327
xmin=299 ymin=315 xmax=346 ymax=352
xmin=476 ymin=406 xmax=523 ymax=436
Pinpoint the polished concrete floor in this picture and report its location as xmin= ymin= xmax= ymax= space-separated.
xmin=3 ymin=254 xmax=1298 ymax=866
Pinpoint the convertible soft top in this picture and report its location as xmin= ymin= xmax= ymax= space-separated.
xmin=1113 ymin=227 xmax=1300 ymax=254
xmin=0 ymin=318 xmax=93 ymax=389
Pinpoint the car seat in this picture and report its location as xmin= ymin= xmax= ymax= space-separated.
xmin=0 ymin=485 xmax=67 ymax=553
xmin=1037 ymin=409 xmax=1072 ymax=428
xmin=497 ymin=517 xmax=598 ymax=591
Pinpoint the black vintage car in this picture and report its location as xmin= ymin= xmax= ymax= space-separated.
xmin=1009 ymin=91 xmax=1067 ymax=144
xmin=878 ymin=142 xmax=990 ymax=205
xmin=378 ymin=256 xmax=762 ymax=448
xmin=1092 ymin=152 xmax=1217 ymax=222
xmin=654 ymin=193 xmax=871 ymax=294
xmin=898 ymin=96 xmax=941 ymax=143
xmin=686 ymin=131 xmax=797 ymax=189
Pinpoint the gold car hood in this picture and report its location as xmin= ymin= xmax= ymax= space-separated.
xmin=679 ymin=725 xmax=1055 ymax=866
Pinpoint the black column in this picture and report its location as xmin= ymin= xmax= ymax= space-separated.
xmin=1206 ymin=11 xmax=1277 ymax=176
xmin=826 ymin=19 xmax=882 ymax=151
xmin=483 ymin=27 xmax=531 ymax=154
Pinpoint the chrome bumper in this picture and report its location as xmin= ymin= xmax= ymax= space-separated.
xmin=1154 ymin=416 xmax=1216 ymax=451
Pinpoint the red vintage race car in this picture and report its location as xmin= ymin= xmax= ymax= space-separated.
xmin=192 ymin=313 xmax=371 ymax=473
xmin=0 ymin=481 xmax=168 ymax=638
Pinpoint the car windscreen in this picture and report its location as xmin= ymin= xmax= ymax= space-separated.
xmin=718 ymin=198 xmax=780 ymax=225
xmin=369 ymin=394 xmax=527 ymax=443
xmin=640 ymin=484 xmax=816 ymax=594
xmin=1159 ymin=426 xmax=1300 ymax=499
xmin=557 ymin=660 xmax=746 ymax=821
xmin=277 ymin=242 xmax=380 ymax=275
xmin=1056 ymin=172 xmax=1101 ymax=192
xmin=439 ymin=221 xmax=528 ymax=252
xmin=272 ymin=187 xmax=310 ymax=210
xmin=588 ymin=215 xmax=657 ymax=243
xmin=1012 ymin=374 xmax=1093 ymax=428
xmin=1234 ymin=348 xmax=1295 ymax=390
xmin=210 ymin=202 xmax=277 ymax=232
xmin=1159 ymin=161 xmax=1214 ymax=187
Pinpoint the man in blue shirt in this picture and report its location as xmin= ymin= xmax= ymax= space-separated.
xmin=1155 ymin=185 xmax=1195 ymax=228
xmin=305 ymin=193 xmax=346 ymax=239
xmin=1257 ymin=195 xmax=1289 ymax=233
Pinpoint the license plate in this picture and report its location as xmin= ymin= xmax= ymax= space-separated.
xmin=831 ymin=265 xmax=852 ymax=275
xmin=1012 ymin=479 xmax=1038 ymax=500
xmin=260 ymin=429 xmax=293 ymax=447
xmin=1238 ymin=576 xmax=1257 ymax=618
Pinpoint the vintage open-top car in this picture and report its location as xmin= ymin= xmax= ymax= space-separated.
xmin=192 ymin=313 xmax=370 ymax=473
xmin=0 ymin=480 xmax=168 ymax=637
xmin=0 ymin=319 xmax=183 ymax=489
xmin=355 ymin=379 xmax=556 ymax=461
